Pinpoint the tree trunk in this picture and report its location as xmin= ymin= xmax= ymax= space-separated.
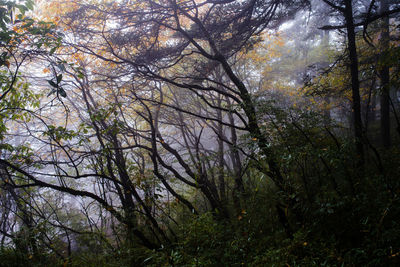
xmin=379 ymin=0 xmax=391 ymax=148
xmin=216 ymin=98 xmax=226 ymax=205
xmin=343 ymin=0 xmax=364 ymax=166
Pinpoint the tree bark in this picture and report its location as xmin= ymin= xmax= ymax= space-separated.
xmin=343 ymin=0 xmax=364 ymax=166
xmin=379 ymin=0 xmax=391 ymax=148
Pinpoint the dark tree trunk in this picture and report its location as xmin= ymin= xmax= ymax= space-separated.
xmin=343 ymin=0 xmax=364 ymax=166
xmin=216 ymin=98 xmax=226 ymax=205
xmin=379 ymin=0 xmax=391 ymax=148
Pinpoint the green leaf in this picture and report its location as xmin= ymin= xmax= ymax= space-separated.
xmin=0 ymin=143 xmax=14 ymax=151
xmin=22 ymin=20 xmax=34 ymax=28
xmin=25 ymin=0 xmax=34 ymax=10
xmin=56 ymin=74 xmax=63 ymax=84
xmin=49 ymin=47 xmax=57 ymax=55
xmin=0 ymin=20 xmax=7 ymax=31
xmin=16 ymin=4 xmax=28 ymax=15
xmin=58 ymin=87 xmax=67 ymax=97
xmin=47 ymin=80 xmax=57 ymax=88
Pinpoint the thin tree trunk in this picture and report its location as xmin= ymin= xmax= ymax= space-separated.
xmin=216 ymin=104 xmax=226 ymax=205
xmin=343 ymin=0 xmax=364 ymax=166
xmin=379 ymin=0 xmax=391 ymax=148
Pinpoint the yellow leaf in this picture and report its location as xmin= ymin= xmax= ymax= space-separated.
xmin=390 ymin=251 xmax=400 ymax=258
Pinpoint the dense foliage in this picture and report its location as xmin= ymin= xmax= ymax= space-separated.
xmin=0 ymin=0 xmax=400 ymax=266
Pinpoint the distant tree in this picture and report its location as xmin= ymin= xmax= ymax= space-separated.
xmin=319 ymin=0 xmax=400 ymax=164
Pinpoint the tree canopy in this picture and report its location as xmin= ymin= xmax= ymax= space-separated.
xmin=0 ymin=0 xmax=400 ymax=266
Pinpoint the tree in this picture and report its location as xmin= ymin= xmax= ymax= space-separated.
xmin=318 ymin=0 xmax=400 ymax=166
xmin=0 ymin=0 xmax=399 ymax=265
xmin=0 ymin=0 xmax=65 ymax=257
xmin=379 ymin=0 xmax=391 ymax=148
xmin=17 ymin=0 xmax=312 ymax=243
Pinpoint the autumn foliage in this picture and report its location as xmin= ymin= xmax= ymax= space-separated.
xmin=0 ymin=0 xmax=400 ymax=266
